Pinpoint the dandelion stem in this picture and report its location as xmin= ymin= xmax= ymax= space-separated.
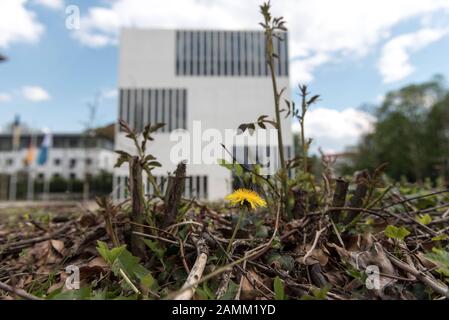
xmin=226 ymin=210 xmax=245 ymax=254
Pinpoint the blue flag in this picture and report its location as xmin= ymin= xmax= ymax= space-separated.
xmin=37 ymin=130 xmax=52 ymax=166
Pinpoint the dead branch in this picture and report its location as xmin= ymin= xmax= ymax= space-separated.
xmin=128 ymin=156 xmax=147 ymax=260
xmin=174 ymin=238 xmax=209 ymax=300
xmin=0 ymin=280 xmax=43 ymax=300
xmin=1 ymin=222 xmax=73 ymax=255
xmin=329 ymin=178 xmax=348 ymax=222
xmin=343 ymin=170 xmax=369 ymax=224
xmin=303 ymin=227 xmax=326 ymax=264
xmin=163 ymin=161 xmax=186 ymax=228
xmin=387 ymin=252 xmax=449 ymax=298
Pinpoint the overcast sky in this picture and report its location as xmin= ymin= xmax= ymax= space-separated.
xmin=1 ymin=0 xmax=449 ymax=153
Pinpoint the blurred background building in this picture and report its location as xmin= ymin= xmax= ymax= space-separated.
xmin=0 ymin=121 xmax=115 ymax=201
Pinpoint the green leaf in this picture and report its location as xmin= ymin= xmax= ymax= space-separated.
xmin=140 ymin=273 xmax=156 ymax=291
xmin=266 ymin=252 xmax=294 ymax=271
xmin=114 ymin=154 xmax=129 ymax=168
xmin=96 ymin=241 xmax=158 ymax=291
xmin=384 ymin=225 xmax=410 ymax=241
xmin=247 ymin=123 xmax=256 ymax=135
xmin=273 ymin=276 xmax=286 ymax=300
xmin=425 ymin=248 xmax=449 ymax=277
xmin=217 ymin=158 xmax=234 ymax=170
xmin=301 ymin=286 xmax=330 ymax=300
xmin=234 ymin=162 xmax=244 ymax=177
xmin=143 ymin=154 xmax=156 ymax=162
xmin=150 ymin=123 xmax=165 ymax=132
xmin=416 ymin=214 xmax=432 ymax=225
xmin=263 ymin=119 xmax=278 ymax=129
xmin=431 ymin=234 xmax=449 ymax=242
xmin=219 ymin=280 xmax=239 ymax=300
xmin=47 ymin=287 xmax=93 ymax=300
xmin=196 ymin=283 xmax=215 ymax=300
xmin=147 ymin=161 xmax=162 ymax=167
xmin=115 ymin=150 xmax=131 ymax=157
xmin=237 ymin=123 xmax=248 ymax=134
xmin=143 ymin=239 xmax=166 ymax=259
xmin=96 ymin=241 xmax=126 ymax=264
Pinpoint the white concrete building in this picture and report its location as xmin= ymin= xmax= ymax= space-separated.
xmin=0 ymin=133 xmax=115 ymax=181
xmin=114 ymin=29 xmax=292 ymax=201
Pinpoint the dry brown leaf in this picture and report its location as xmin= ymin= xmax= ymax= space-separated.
xmin=240 ymin=269 xmax=263 ymax=300
xmin=295 ymin=244 xmax=329 ymax=266
xmin=324 ymin=270 xmax=347 ymax=288
xmin=88 ymin=257 xmax=108 ymax=269
xmin=329 ymin=240 xmax=397 ymax=299
xmin=415 ymin=252 xmax=437 ymax=270
xmin=50 ymin=239 xmax=65 ymax=254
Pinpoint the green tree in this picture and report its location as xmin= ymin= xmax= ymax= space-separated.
xmin=349 ymin=75 xmax=448 ymax=182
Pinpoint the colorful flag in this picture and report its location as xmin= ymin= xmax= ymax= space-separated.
xmin=24 ymin=140 xmax=37 ymax=166
xmin=37 ymin=129 xmax=52 ymax=166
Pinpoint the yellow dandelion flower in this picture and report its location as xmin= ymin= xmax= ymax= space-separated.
xmin=225 ymin=188 xmax=267 ymax=210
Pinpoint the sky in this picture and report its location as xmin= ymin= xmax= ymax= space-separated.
xmin=1 ymin=0 xmax=449 ymax=153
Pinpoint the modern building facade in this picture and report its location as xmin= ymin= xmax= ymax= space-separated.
xmin=114 ymin=29 xmax=293 ymax=201
xmin=0 ymin=133 xmax=115 ymax=181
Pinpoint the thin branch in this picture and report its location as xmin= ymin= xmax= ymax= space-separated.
xmin=0 ymin=281 xmax=43 ymax=300
xmin=174 ymin=238 xmax=209 ymax=300
xmin=303 ymin=227 xmax=326 ymax=264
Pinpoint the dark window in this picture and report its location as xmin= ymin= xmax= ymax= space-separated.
xmin=161 ymin=89 xmax=166 ymax=132
xmin=69 ymin=158 xmax=76 ymax=169
xmin=135 ymin=89 xmax=142 ymax=133
xmin=147 ymin=89 xmax=152 ymax=125
xmin=188 ymin=176 xmax=193 ymax=198
xmin=175 ymin=90 xmax=180 ymax=129
xmin=203 ymin=175 xmax=208 ymax=199
xmin=85 ymin=158 xmax=92 ymax=166
xmin=196 ymin=176 xmax=200 ymax=198
xmin=168 ymin=89 xmax=173 ymax=131
xmin=6 ymin=158 xmax=13 ymax=166
xmin=155 ymin=89 xmax=159 ymax=126
xmin=237 ymin=32 xmax=241 ymax=75
xmin=176 ymin=31 xmax=180 ymax=74
xmin=119 ymin=88 xmax=188 ymax=132
xmin=69 ymin=138 xmax=78 ymax=148
xmin=54 ymin=158 xmax=61 ymax=166
xmin=182 ymin=90 xmax=187 ymax=129
xmin=126 ymin=89 xmax=131 ymax=125
xmin=175 ymin=30 xmax=288 ymax=77
xmin=243 ymin=32 xmax=248 ymax=76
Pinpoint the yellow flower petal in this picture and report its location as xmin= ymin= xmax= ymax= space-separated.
xmin=225 ymin=188 xmax=267 ymax=210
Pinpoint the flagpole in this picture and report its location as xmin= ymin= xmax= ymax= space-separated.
xmin=9 ymin=115 xmax=20 ymax=201
xmin=26 ymin=132 xmax=37 ymax=201
xmin=43 ymin=178 xmax=49 ymax=201
xmin=9 ymin=170 xmax=17 ymax=201
xmin=37 ymin=128 xmax=52 ymax=202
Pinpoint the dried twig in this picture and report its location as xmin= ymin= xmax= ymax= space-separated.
xmin=303 ymin=227 xmax=326 ymax=264
xmin=329 ymin=178 xmax=348 ymax=222
xmin=174 ymin=238 xmax=209 ymax=300
xmin=0 ymin=280 xmax=43 ymax=300
xmin=386 ymin=252 xmax=449 ymax=298
xmin=2 ymin=222 xmax=73 ymax=254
